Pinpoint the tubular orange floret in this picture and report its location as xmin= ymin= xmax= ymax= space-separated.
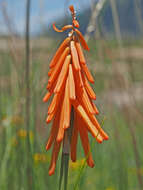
xmin=48 ymin=47 xmax=70 ymax=86
xmin=54 ymin=55 xmax=71 ymax=93
xmin=73 ymin=20 xmax=79 ymax=28
xmin=78 ymin=70 xmax=84 ymax=87
xmin=70 ymin=41 xmax=81 ymax=71
xmin=76 ymin=83 xmax=95 ymax=115
xmin=63 ymin=77 xmax=71 ymax=129
xmin=56 ymin=99 xmax=65 ymax=142
xmin=89 ymin=114 xmax=109 ymax=140
xmin=53 ymin=23 xmax=73 ymax=33
xmin=49 ymin=91 xmax=63 ymax=116
xmin=43 ymin=91 xmax=52 ymax=102
xmin=91 ymin=101 xmax=99 ymax=115
xmin=62 ymin=25 xmax=73 ymax=31
xmin=55 ymin=88 xmax=67 ymax=142
xmin=46 ymin=110 xmax=61 ymax=151
xmin=46 ymin=91 xmax=63 ymax=124
xmin=49 ymin=36 xmax=71 ymax=68
xmin=75 ymin=29 xmax=90 ymax=51
xmin=82 ymin=72 xmax=96 ymax=100
xmin=49 ymin=141 xmax=62 ymax=176
xmin=81 ymin=63 xmax=94 ymax=83
xmin=75 ymin=37 xmax=86 ymax=64
xmin=72 ymin=65 xmax=83 ymax=89
xmin=46 ymin=113 xmax=54 ymax=124
xmin=77 ymin=116 xmax=95 ymax=167
xmin=47 ymin=93 xmax=58 ymax=114
xmin=48 ymin=68 xmax=53 ymax=76
xmin=46 ymin=77 xmax=58 ymax=94
xmin=72 ymin=99 xmax=103 ymax=143
xmin=53 ymin=23 xmax=63 ymax=32
xmin=70 ymin=111 xmax=78 ymax=162
xmin=69 ymin=5 xmax=74 ymax=13
xmin=69 ymin=64 xmax=76 ymax=100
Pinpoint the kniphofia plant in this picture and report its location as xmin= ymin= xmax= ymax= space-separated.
xmin=43 ymin=5 xmax=109 ymax=189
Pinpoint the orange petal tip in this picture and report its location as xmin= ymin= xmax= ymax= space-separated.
xmin=46 ymin=147 xmax=48 ymax=151
xmin=70 ymin=96 xmax=76 ymax=100
xmin=53 ymin=23 xmax=63 ymax=33
xmin=69 ymin=5 xmax=74 ymax=13
xmin=46 ymin=117 xmax=51 ymax=124
xmin=56 ymin=137 xmax=63 ymax=143
xmin=46 ymin=120 xmax=50 ymax=124
xmin=104 ymin=135 xmax=109 ymax=140
xmin=46 ymin=84 xmax=50 ymax=90
xmin=42 ymin=97 xmax=45 ymax=102
xmin=96 ymin=138 xmax=103 ymax=144
xmin=88 ymin=161 xmax=95 ymax=168
xmin=46 ymin=144 xmax=50 ymax=151
xmin=48 ymin=170 xmax=54 ymax=176
xmin=95 ymin=111 xmax=99 ymax=115
xmin=93 ymin=96 xmax=96 ymax=100
xmin=73 ymin=20 xmax=79 ymax=28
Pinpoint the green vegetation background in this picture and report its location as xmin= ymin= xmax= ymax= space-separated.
xmin=0 ymin=35 xmax=143 ymax=190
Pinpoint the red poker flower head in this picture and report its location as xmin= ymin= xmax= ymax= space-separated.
xmin=43 ymin=5 xmax=109 ymax=176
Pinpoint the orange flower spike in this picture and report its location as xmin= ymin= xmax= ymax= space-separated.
xmin=48 ymin=47 xmax=70 ymax=87
xmin=70 ymin=111 xmax=79 ymax=162
xmin=75 ymin=38 xmax=86 ymax=64
xmin=75 ymin=28 xmax=89 ymax=51
xmin=43 ymin=5 xmax=109 ymax=178
xmin=49 ymin=36 xmax=71 ymax=68
xmin=46 ymin=109 xmax=61 ymax=151
xmin=54 ymin=55 xmax=71 ymax=93
xmin=70 ymin=41 xmax=81 ymax=71
xmin=49 ymin=141 xmax=62 ymax=176
xmin=77 ymin=116 xmax=94 ymax=167
xmin=72 ymin=99 xmax=103 ymax=143
xmin=68 ymin=64 xmax=76 ymax=100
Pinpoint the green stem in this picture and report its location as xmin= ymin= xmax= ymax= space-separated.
xmin=25 ymin=0 xmax=34 ymax=189
xmin=59 ymin=107 xmax=74 ymax=190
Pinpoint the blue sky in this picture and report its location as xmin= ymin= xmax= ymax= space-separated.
xmin=0 ymin=0 xmax=91 ymax=35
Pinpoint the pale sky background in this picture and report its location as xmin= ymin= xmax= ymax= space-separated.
xmin=0 ymin=0 xmax=92 ymax=35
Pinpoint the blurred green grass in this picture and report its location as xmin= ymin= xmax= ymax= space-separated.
xmin=0 ymin=38 xmax=143 ymax=190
